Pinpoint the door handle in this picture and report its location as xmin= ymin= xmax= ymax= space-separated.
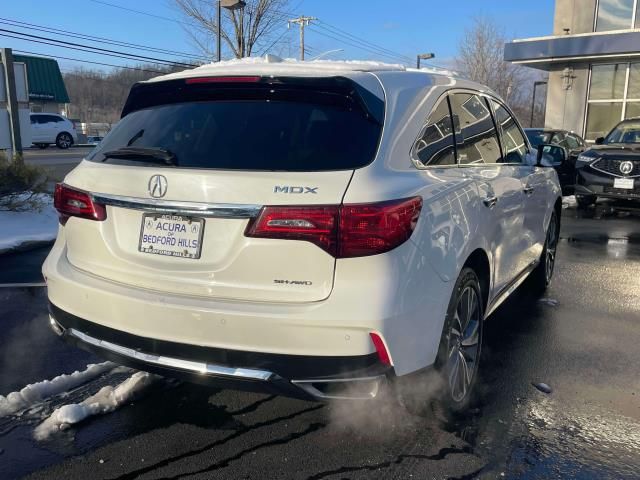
xmin=483 ymin=196 xmax=498 ymax=208
xmin=523 ymin=186 xmax=535 ymax=195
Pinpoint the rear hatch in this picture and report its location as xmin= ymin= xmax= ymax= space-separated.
xmin=60 ymin=75 xmax=384 ymax=303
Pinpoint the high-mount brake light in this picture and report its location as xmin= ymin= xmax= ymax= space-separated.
xmin=54 ymin=184 xmax=107 ymax=224
xmin=245 ymin=197 xmax=422 ymax=258
xmin=185 ymin=76 xmax=261 ymax=84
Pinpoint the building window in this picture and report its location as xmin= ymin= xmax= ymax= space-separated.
xmin=595 ymin=0 xmax=637 ymax=31
xmin=585 ymin=62 xmax=640 ymax=140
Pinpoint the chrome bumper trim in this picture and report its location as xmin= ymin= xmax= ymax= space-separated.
xmin=67 ymin=328 xmax=273 ymax=381
xmin=291 ymin=375 xmax=386 ymax=400
xmin=90 ymin=192 xmax=262 ymax=219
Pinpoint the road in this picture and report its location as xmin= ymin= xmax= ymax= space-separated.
xmin=0 ymin=203 xmax=639 ymax=479
xmin=22 ymin=147 xmax=93 ymax=185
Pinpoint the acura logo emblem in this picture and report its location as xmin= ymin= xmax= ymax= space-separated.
xmin=148 ymin=174 xmax=168 ymax=198
xmin=620 ymin=161 xmax=633 ymax=175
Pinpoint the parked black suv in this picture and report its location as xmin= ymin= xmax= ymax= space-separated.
xmin=525 ymin=128 xmax=587 ymax=194
xmin=574 ymin=119 xmax=640 ymax=208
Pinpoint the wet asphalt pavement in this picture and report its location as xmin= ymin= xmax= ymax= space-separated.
xmin=0 ymin=202 xmax=639 ymax=479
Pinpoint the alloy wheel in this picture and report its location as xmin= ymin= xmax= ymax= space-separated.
xmin=446 ymin=285 xmax=481 ymax=403
xmin=58 ymin=134 xmax=71 ymax=148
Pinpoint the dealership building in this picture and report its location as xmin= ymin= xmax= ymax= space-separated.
xmin=505 ymin=0 xmax=640 ymax=141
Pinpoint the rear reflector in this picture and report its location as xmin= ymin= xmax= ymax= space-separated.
xmin=369 ymin=332 xmax=391 ymax=365
xmin=54 ymin=183 xmax=106 ymax=224
xmin=245 ymin=196 xmax=422 ymax=258
xmin=185 ymin=76 xmax=261 ymax=84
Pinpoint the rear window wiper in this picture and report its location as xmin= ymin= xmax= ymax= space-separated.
xmin=101 ymin=147 xmax=177 ymax=166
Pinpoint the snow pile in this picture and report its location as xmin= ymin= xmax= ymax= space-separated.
xmin=562 ymin=195 xmax=577 ymax=209
xmin=0 ymin=194 xmax=58 ymax=253
xmin=149 ymin=55 xmax=407 ymax=83
xmin=0 ymin=362 xmax=115 ymax=417
xmin=34 ymin=371 xmax=158 ymax=440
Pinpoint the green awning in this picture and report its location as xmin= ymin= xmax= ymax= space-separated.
xmin=13 ymin=54 xmax=70 ymax=103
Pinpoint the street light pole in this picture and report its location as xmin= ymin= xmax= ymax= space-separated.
xmin=416 ymin=52 xmax=435 ymax=69
xmin=217 ymin=0 xmax=246 ymax=61
xmin=530 ymin=80 xmax=548 ymax=128
xmin=217 ymin=0 xmax=222 ymax=62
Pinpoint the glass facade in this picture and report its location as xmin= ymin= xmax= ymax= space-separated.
xmin=595 ymin=0 xmax=638 ymax=31
xmin=585 ymin=62 xmax=640 ymax=140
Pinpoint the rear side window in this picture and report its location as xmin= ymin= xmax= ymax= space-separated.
xmin=88 ymin=78 xmax=384 ymax=172
xmin=413 ymin=97 xmax=456 ymax=166
xmin=449 ymin=93 xmax=502 ymax=165
xmin=491 ymin=100 xmax=528 ymax=164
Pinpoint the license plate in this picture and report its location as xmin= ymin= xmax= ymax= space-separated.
xmin=614 ymin=178 xmax=634 ymax=190
xmin=139 ymin=214 xmax=205 ymax=259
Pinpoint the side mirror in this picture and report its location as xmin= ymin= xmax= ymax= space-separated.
xmin=536 ymin=144 xmax=567 ymax=167
xmin=595 ymin=137 xmax=605 ymax=145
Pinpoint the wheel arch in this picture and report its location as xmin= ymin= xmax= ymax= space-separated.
xmin=462 ymin=248 xmax=490 ymax=316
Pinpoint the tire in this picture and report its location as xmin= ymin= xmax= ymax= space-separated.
xmin=36 ymin=143 xmax=49 ymax=149
xmin=528 ymin=209 xmax=559 ymax=296
xmin=56 ymin=132 xmax=73 ymax=149
xmin=576 ymin=195 xmax=596 ymax=209
xmin=397 ymin=267 xmax=484 ymax=415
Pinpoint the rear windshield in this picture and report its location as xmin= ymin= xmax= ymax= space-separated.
xmin=88 ymin=78 xmax=384 ymax=171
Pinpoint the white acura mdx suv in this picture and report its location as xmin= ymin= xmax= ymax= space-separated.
xmin=44 ymin=58 xmax=563 ymax=411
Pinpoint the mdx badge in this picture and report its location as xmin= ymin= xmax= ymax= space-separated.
xmin=148 ymin=175 xmax=168 ymax=198
xmin=274 ymin=186 xmax=318 ymax=194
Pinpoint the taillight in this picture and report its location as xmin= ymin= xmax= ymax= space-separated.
xmin=54 ymin=183 xmax=106 ymax=224
xmin=185 ymin=76 xmax=261 ymax=84
xmin=245 ymin=197 xmax=422 ymax=258
xmin=369 ymin=332 xmax=392 ymax=365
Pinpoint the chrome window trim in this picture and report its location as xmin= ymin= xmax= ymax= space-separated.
xmin=90 ymin=192 xmax=262 ymax=218
xmin=412 ymin=88 xmax=532 ymax=171
xmin=68 ymin=327 xmax=274 ymax=381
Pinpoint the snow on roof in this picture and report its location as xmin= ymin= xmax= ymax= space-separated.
xmin=146 ymin=55 xmax=407 ymax=83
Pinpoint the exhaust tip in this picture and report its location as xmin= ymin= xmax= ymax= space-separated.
xmin=49 ymin=315 xmax=64 ymax=336
xmin=292 ymin=375 xmax=386 ymax=400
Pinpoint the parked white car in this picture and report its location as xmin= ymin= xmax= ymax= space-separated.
xmin=30 ymin=113 xmax=77 ymax=149
xmin=44 ymin=58 xmax=563 ymax=412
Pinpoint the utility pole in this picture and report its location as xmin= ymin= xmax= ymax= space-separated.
xmin=288 ymin=15 xmax=317 ymax=61
xmin=1 ymin=48 xmax=23 ymax=158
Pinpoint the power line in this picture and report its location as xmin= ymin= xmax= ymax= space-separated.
xmin=308 ymin=27 xmax=410 ymax=65
xmin=0 ymin=28 xmax=197 ymax=68
xmin=87 ymin=0 xmax=186 ymax=25
xmin=0 ymin=17 xmax=208 ymax=61
xmin=88 ymin=0 xmax=413 ymax=64
xmin=13 ymin=49 xmax=165 ymax=74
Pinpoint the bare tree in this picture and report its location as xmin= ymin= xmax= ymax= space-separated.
xmin=456 ymin=17 xmax=527 ymax=105
xmin=174 ymin=0 xmax=291 ymax=59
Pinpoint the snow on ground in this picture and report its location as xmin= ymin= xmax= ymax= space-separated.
xmin=562 ymin=195 xmax=577 ymax=209
xmin=0 ymin=194 xmax=58 ymax=253
xmin=34 ymin=371 xmax=158 ymax=440
xmin=0 ymin=362 xmax=115 ymax=417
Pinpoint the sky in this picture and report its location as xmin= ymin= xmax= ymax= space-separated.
xmin=0 ymin=0 xmax=556 ymax=73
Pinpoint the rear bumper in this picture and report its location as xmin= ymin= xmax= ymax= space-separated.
xmin=49 ymin=302 xmax=390 ymax=400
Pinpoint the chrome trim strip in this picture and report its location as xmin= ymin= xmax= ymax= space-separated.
xmin=291 ymin=375 xmax=385 ymax=400
xmin=485 ymin=260 xmax=538 ymax=318
xmin=68 ymin=328 xmax=273 ymax=381
xmin=90 ymin=192 xmax=262 ymax=218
